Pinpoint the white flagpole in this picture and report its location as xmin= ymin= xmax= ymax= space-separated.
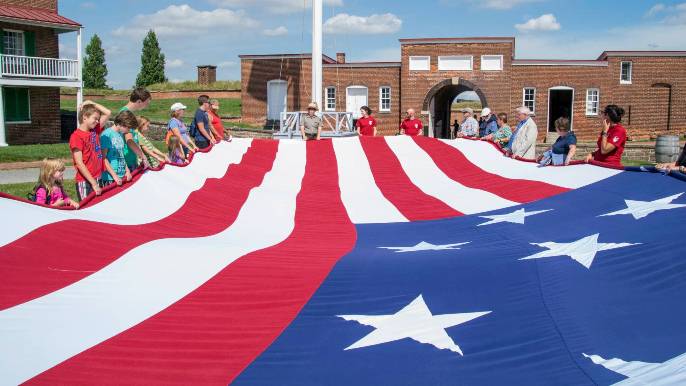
xmin=312 ymin=0 xmax=323 ymax=110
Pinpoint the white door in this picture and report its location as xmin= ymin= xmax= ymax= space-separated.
xmin=267 ymin=80 xmax=287 ymax=120
xmin=346 ymin=86 xmax=368 ymax=119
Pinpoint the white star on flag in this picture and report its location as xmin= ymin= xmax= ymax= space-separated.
xmin=583 ymin=352 xmax=686 ymax=385
xmin=519 ymin=233 xmax=639 ymax=269
xmin=477 ymin=208 xmax=552 ymax=226
xmin=378 ymin=241 xmax=469 ymax=253
xmin=338 ymin=295 xmax=490 ymax=355
xmin=599 ymin=193 xmax=686 ymax=220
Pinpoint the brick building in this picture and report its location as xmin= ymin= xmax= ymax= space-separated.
xmin=0 ymin=0 xmax=82 ymax=146
xmin=240 ymin=37 xmax=686 ymax=141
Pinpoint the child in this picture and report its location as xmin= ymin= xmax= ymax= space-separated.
xmin=168 ymin=136 xmax=188 ymax=165
xmin=136 ymin=116 xmax=170 ymax=168
xmin=167 ymin=102 xmax=199 ymax=154
xmin=31 ymin=158 xmax=79 ymax=208
xmin=100 ymin=110 xmax=138 ymax=186
xmin=69 ymin=103 xmax=110 ymax=201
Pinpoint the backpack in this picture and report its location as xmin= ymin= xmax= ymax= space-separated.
xmin=27 ymin=185 xmax=50 ymax=205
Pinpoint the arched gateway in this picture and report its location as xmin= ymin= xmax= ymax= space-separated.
xmin=422 ymin=78 xmax=488 ymax=139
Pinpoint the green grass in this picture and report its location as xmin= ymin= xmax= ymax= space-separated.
xmin=60 ymin=81 xmax=241 ymax=96
xmin=451 ymin=100 xmax=483 ymax=111
xmin=0 ymin=180 xmax=77 ymax=201
xmin=623 ymin=159 xmax=653 ymax=167
xmin=0 ymin=143 xmax=72 ymax=163
xmin=60 ymin=98 xmax=241 ymax=123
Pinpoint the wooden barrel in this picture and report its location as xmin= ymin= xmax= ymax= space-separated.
xmin=655 ymin=135 xmax=681 ymax=163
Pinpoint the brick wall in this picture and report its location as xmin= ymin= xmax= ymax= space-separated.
xmin=606 ymin=57 xmax=686 ymax=140
xmin=0 ymin=0 xmax=57 ymax=11
xmin=511 ymin=65 xmax=611 ymax=141
xmin=6 ymin=87 xmax=61 ymax=144
xmin=323 ymin=66 xmax=401 ymax=135
xmin=197 ymin=66 xmax=217 ymax=85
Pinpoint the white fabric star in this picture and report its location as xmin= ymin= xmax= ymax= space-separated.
xmin=378 ymin=241 xmax=469 ymax=253
xmin=338 ymin=295 xmax=490 ymax=355
xmin=599 ymin=193 xmax=685 ymax=220
xmin=519 ymin=233 xmax=639 ymax=269
xmin=583 ymin=352 xmax=686 ymax=385
xmin=478 ymin=208 xmax=552 ymax=226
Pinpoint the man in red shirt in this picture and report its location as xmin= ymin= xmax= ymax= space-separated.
xmin=400 ymin=109 xmax=423 ymax=136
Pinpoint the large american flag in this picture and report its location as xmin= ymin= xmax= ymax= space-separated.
xmin=0 ymin=136 xmax=684 ymax=385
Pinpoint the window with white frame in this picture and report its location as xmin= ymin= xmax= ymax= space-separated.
xmin=379 ymin=87 xmax=391 ymax=112
xmin=586 ymin=88 xmax=600 ymax=116
xmin=620 ymin=61 xmax=632 ymax=84
xmin=325 ymin=86 xmax=336 ymax=111
xmin=2 ymin=30 xmax=25 ymax=56
xmin=438 ymin=55 xmax=473 ymax=71
xmin=481 ymin=55 xmax=503 ymax=71
xmin=523 ymin=88 xmax=536 ymax=114
xmin=409 ymin=56 xmax=430 ymax=71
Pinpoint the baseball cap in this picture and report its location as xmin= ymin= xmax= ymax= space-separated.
xmin=170 ymin=102 xmax=187 ymax=112
xmin=481 ymin=107 xmax=492 ymax=116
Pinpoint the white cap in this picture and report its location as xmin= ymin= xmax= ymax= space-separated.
xmin=460 ymin=107 xmax=474 ymax=114
xmin=170 ymin=102 xmax=187 ymax=112
xmin=481 ymin=107 xmax=492 ymax=116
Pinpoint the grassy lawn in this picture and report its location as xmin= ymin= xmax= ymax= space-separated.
xmin=623 ymin=159 xmax=653 ymax=167
xmin=0 ymin=141 xmax=167 ymax=164
xmin=0 ymin=180 xmax=77 ymax=201
xmin=60 ymin=98 xmax=242 ymax=123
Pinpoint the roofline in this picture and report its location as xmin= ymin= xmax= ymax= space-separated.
xmin=324 ymin=62 xmax=401 ymax=68
xmin=0 ymin=16 xmax=81 ymax=31
xmin=597 ymin=51 xmax=686 ymax=60
xmin=239 ymin=53 xmax=337 ymax=63
xmin=513 ymin=59 xmax=609 ymax=67
xmin=399 ymin=37 xmax=515 ymax=45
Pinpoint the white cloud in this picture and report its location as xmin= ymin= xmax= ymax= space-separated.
xmin=262 ymin=26 xmax=288 ymax=36
xmin=324 ymin=13 xmax=402 ymax=35
xmin=646 ymin=3 xmax=666 ymax=17
xmin=58 ymin=43 xmax=77 ymax=59
xmin=166 ymin=59 xmax=184 ymax=69
xmin=112 ymin=4 xmax=259 ymax=39
xmin=105 ymin=44 xmax=123 ymax=55
xmin=440 ymin=0 xmax=543 ymax=10
xmin=515 ymin=14 xmax=561 ymax=32
xmin=218 ymin=61 xmax=236 ymax=68
xmin=209 ymin=0 xmax=342 ymax=14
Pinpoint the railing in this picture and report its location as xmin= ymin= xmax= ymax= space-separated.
xmin=279 ymin=111 xmax=355 ymax=138
xmin=0 ymin=54 xmax=79 ymax=80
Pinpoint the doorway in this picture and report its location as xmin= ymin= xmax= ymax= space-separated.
xmin=346 ymin=86 xmax=368 ymax=119
xmin=267 ymin=79 xmax=287 ymax=120
xmin=547 ymin=87 xmax=574 ymax=133
xmin=423 ymin=79 xmax=487 ymax=139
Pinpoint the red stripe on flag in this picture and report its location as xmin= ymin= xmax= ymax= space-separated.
xmin=27 ymin=140 xmax=357 ymax=385
xmin=360 ymin=137 xmax=463 ymax=221
xmin=0 ymin=140 xmax=278 ymax=311
xmin=413 ymin=136 xmax=569 ymax=202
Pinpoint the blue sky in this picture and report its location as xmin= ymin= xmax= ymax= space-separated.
xmin=57 ymin=0 xmax=686 ymax=89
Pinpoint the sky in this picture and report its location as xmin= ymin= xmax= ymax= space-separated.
xmin=57 ymin=0 xmax=686 ymax=89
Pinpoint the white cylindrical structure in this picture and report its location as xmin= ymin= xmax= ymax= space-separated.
xmin=76 ymin=28 xmax=84 ymax=112
xmin=312 ymin=0 xmax=323 ymax=110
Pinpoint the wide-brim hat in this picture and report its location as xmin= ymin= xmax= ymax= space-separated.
xmin=307 ymin=102 xmax=319 ymax=111
xmin=460 ymin=107 xmax=474 ymax=114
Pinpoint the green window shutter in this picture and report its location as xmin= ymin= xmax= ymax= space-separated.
xmin=0 ymin=30 xmax=4 ymax=54
xmin=3 ymin=88 xmax=30 ymax=122
xmin=24 ymin=31 xmax=36 ymax=56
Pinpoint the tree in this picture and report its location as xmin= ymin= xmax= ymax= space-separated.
xmin=82 ymin=34 xmax=108 ymax=89
xmin=135 ymin=30 xmax=167 ymax=87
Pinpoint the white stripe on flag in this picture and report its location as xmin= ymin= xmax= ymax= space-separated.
xmin=333 ymin=137 xmax=407 ymax=224
xmin=0 ymin=140 xmax=305 ymax=386
xmin=386 ymin=136 xmax=518 ymax=214
xmin=0 ymin=139 xmax=252 ymax=248
xmin=441 ymin=139 xmax=622 ymax=188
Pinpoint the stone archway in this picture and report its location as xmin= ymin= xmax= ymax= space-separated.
xmin=422 ymin=78 xmax=488 ymax=138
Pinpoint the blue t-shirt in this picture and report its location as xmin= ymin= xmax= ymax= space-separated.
xmin=552 ymin=132 xmax=577 ymax=155
xmin=190 ymin=108 xmax=209 ymax=142
xmin=168 ymin=118 xmax=191 ymax=144
xmin=100 ymin=127 xmax=127 ymax=181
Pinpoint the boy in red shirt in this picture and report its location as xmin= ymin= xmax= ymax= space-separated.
xmin=400 ymin=108 xmax=423 ymax=136
xmin=69 ymin=102 xmax=111 ymax=201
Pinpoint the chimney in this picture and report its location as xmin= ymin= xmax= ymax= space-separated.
xmin=336 ymin=52 xmax=346 ymax=64
xmin=197 ymin=65 xmax=217 ymax=85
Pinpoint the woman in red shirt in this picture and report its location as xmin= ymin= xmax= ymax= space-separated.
xmin=356 ymin=106 xmax=377 ymax=136
xmin=208 ymin=99 xmax=228 ymax=142
xmin=585 ymin=105 xmax=627 ymax=166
